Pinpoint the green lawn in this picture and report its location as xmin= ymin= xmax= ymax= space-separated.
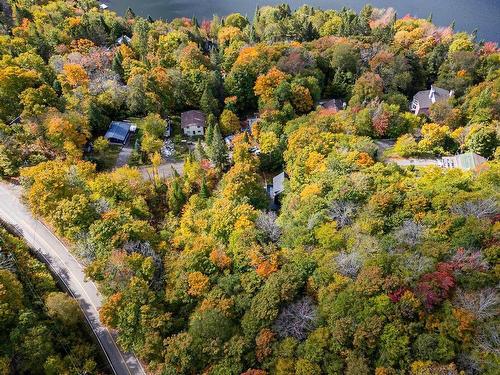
xmin=99 ymin=144 xmax=122 ymax=170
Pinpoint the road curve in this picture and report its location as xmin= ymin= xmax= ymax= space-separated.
xmin=0 ymin=183 xmax=146 ymax=375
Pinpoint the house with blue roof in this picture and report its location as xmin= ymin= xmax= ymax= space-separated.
xmin=104 ymin=121 xmax=134 ymax=145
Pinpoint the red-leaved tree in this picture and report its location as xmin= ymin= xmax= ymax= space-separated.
xmin=415 ymin=263 xmax=455 ymax=309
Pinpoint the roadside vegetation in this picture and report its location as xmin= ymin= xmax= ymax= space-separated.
xmin=0 ymin=224 xmax=107 ymax=374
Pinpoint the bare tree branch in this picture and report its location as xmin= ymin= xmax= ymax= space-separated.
xmin=335 ymin=251 xmax=362 ymax=278
xmin=74 ymin=233 xmax=97 ymax=263
xmin=394 ymin=220 xmax=425 ymax=247
xmin=0 ymin=251 xmax=15 ymax=272
xmin=401 ymin=253 xmax=435 ymax=280
xmin=451 ymin=248 xmax=489 ymax=273
xmin=451 ymin=198 xmax=498 ymax=219
xmin=456 ymin=353 xmax=481 ymax=375
xmin=274 ymin=297 xmax=317 ymax=341
xmin=327 ymin=200 xmax=357 ymax=228
xmin=124 ymin=241 xmax=164 ymax=289
xmin=255 ymin=212 xmax=282 ymax=243
xmin=455 ymin=288 xmax=499 ymax=320
xmin=475 ymin=323 xmax=500 ymax=355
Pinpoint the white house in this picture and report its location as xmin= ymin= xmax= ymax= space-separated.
xmin=116 ymin=35 xmax=132 ymax=45
xmin=441 ymin=152 xmax=487 ymax=170
xmin=410 ymin=85 xmax=452 ymax=115
xmin=181 ymin=110 xmax=206 ymax=136
xmin=387 ymin=152 xmax=487 ymax=171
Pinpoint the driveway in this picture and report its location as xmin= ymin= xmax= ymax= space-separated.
xmin=139 ymin=159 xmax=184 ymax=180
xmin=385 ymin=157 xmax=441 ymax=167
xmin=115 ymin=143 xmax=133 ymax=168
xmin=0 ymin=183 xmax=146 ymax=375
xmin=374 ymin=139 xmax=396 ymax=160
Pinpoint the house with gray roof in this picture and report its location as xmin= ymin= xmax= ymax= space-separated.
xmin=272 ymin=172 xmax=286 ymax=197
xmin=319 ymin=98 xmax=345 ymax=111
xmin=410 ymin=85 xmax=452 ymax=115
xmin=386 ymin=152 xmax=487 ymax=170
xmin=267 ymin=171 xmax=287 ymax=210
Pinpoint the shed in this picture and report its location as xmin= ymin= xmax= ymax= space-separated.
xmin=272 ymin=172 xmax=286 ymax=197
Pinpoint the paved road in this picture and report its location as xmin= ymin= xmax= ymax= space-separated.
xmin=0 ymin=183 xmax=147 ymax=375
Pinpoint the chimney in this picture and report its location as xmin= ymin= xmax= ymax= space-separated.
xmin=429 ymin=85 xmax=436 ymax=103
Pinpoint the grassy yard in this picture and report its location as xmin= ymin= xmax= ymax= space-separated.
xmin=99 ymin=144 xmax=122 ymax=170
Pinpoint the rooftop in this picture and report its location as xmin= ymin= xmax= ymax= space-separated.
xmin=413 ymin=86 xmax=450 ymax=109
xmin=443 ymin=152 xmax=487 ymax=170
xmin=104 ymin=121 xmax=132 ymax=143
xmin=272 ymin=172 xmax=286 ymax=196
xmin=320 ymin=99 xmax=345 ymax=111
xmin=181 ymin=110 xmax=206 ymax=128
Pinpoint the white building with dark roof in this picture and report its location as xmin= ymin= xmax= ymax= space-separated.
xmin=181 ymin=110 xmax=206 ymax=136
xmin=410 ymin=85 xmax=452 ymax=115
xmin=116 ymin=35 xmax=131 ymax=45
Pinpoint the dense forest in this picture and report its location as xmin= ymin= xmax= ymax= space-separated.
xmin=0 ymin=223 xmax=106 ymax=374
xmin=0 ymin=0 xmax=499 ymax=374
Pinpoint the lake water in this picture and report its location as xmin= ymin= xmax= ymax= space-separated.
xmin=105 ymin=0 xmax=499 ymax=42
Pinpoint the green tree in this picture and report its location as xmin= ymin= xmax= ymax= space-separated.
xmin=112 ymin=50 xmax=124 ymax=79
xmin=349 ymin=72 xmax=384 ymax=106
xmin=220 ymin=109 xmax=240 ymax=135
xmin=131 ymin=18 xmax=149 ymax=59
xmin=465 ymin=126 xmax=498 ymax=158
xmin=0 ymin=270 xmax=24 ymax=327
xmin=141 ymin=113 xmax=166 ymax=138
xmin=412 ymin=333 xmax=455 ymax=363
xmin=127 ymin=74 xmax=147 ymax=115
xmin=45 ymin=292 xmax=82 ymax=326
xmin=393 ymin=134 xmax=419 ymax=157
xmin=208 ymin=124 xmax=228 ymax=170
xmin=200 ymin=85 xmax=219 ymax=116
xmin=168 ymin=176 xmax=186 ymax=215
